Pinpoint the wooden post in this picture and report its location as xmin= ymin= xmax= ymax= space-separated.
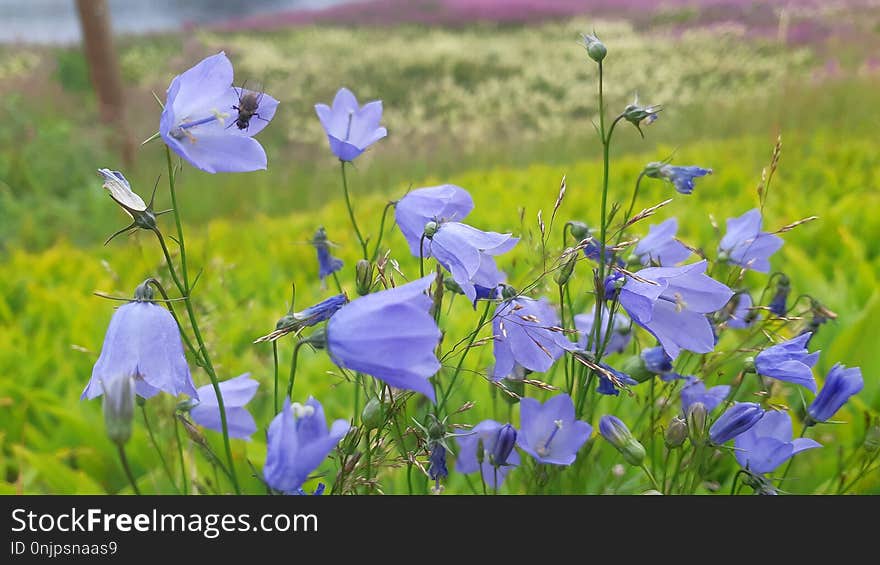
xmin=75 ymin=0 xmax=134 ymax=167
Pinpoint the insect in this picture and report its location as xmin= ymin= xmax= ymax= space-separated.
xmin=229 ymin=81 xmax=269 ymax=131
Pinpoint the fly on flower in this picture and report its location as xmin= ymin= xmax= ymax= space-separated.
xmin=160 ymin=52 xmax=279 ymax=173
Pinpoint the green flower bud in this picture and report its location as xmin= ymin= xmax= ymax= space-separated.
xmin=581 ymin=33 xmax=607 ymax=63
xmin=664 ymin=416 xmax=688 ymax=449
xmin=355 ymin=259 xmax=374 ymax=296
xmin=500 ymin=284 xmax=519 ymax=300
xmin=554 ymin=253 xmax=577 ymax=286
xmin=742 ymin=356 xmax=756 ymax=374
xmin=361 ymin=397 xmax=384 ymax=430
xmin=102 ymin=375 xmax=135 ymax=446
xmin=566 ymin=221 xmax=591 ymax=242
xmin=687 ymin=402 xmax=708 ymax=445
xmin=621 ymin=438 xmax=647 ymax=467
xmin=620 ymin=354 xmax=654 ymax=384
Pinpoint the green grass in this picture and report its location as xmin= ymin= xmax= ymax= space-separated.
xmin=1 ymin=129 xmax=877 ymax=494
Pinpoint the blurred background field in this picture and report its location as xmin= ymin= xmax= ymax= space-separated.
xmin=0 ymin=0 xmax=878 ymax=494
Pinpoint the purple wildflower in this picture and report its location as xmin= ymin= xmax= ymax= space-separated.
xmin=517 ymin=394 xmax=592 ymax=466
xmin=83 ymin=288 xmax=197 ymax=401
xmin=755 ymin=333 xmax=819 ymax=393
xmin=634 ymin=218 xmax=691 ymax=266
xmin=264 ymin=398 xmax=349 ymax=494
xmin=807 ymin=364 xmax=863 ymax=424
xmin=735 ymin=411 xmax=821 ymax=474
xmin=326 ymin=275 xmax=441 ymax=400
xmin=492 ymin=296 xmax=576 ymax=381
xmin=312 ymin=227 xmax=343 ymax=284
xmin=645 ymin=163 xmax=712 ymax=195
xmin=190 ymin=374 xmax=258 ymax=440
xmin=617 ymin=260 xmax=733 ymax=359
xmin=718 ymin=209 xmax=783 ymax=273
xmin=680 ymin=378 xmax=730 ymax=414
xmin=160 ymin=53 xmax=278 ymax=173
xmin=709 ymin=402 xmax=764 ymax=444
xmin=315 ymin=87 xmax=387 ymax=162
xmin=455 ymin=420 xmax=521 ymax=488
xmin=395 ymin=184 xmax=474 ymax=256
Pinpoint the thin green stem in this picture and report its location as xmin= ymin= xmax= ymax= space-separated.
xmin=371 ymin=201 xmax=396 ymax=262
xmin=438 ymin=301 xmax=492 ymax=414
xmin=272 ymin=341 xmax=280 ymax=414
xmin=287 ymin=340 xmax=304 ymax=400
xmin=340 ymin=160 xmax=368 ymax=259
xmin=640 ymin=464 xmax=661 ymax=491
xmin=164 ymin=146 xmax=240 ymax=494
xmin=116 ymin=444 xmax=141 ymax=495
xmin=174 ymin=416 xmax=188 ymax=495
xmin=668 ymin=449 xmax=683 ymax=494
xmin=141 ymin=405 xmax=178 ymax=493
xmin=621 ymin=171 xmax=647 ymax=235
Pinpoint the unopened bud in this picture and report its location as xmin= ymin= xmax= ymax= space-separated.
xmin=492 ymin=424 xmax=517 ymax=467
xmin=687 ymin=402 xmax=708 ymax=445
xmin=355 ymin=259 xmax=373 ymax=296
xmin=361 ymin=397 xmax=383 ymax=430
xmin=665 ymin=416 xmax=688 ymax=449
xmin=581 ymin=33 xmax=607 ymax=63
xmin=620 ymin=354 xmax=653 ymax=384
xmin=500 ymin=284 xmax=519 ymax=300
xmin=567 ymin=221 xmax=591 ymax=242
xmin=554 ymin=253 xmax=577 ymax=286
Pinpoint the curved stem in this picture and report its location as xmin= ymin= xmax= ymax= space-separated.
xmin=141 ymin=405 xmax=178 ymax=493
xmin=287 ymin=340 xmax=305 ymax=400
xmin=116 ymin=444 xmax=141 ymax=495
xmin=371 ymin=201 xmax=396 ymax=262
xmin=419 ymin=234 xmax=426 ymax=278
xmin=621 ymin=170 xmax=647 ymax=237
xmin=340 ymin=160 xmax=368 ymax=260
xmin=163 ymin=146 xmax=240 ymax=494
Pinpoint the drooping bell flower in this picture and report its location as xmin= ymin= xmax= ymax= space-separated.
xmin=264 ymin=398 xmax=349 ymax=494
xmin=326 ymin=275 xmax=441 ymax=400
xmin=83 ymin=282 xmax=197 ymax=401
xmin=315 ymin=87 xmax=387 ymax=162
xmin=160 ymin=52 xmax=278 ymax=173
xmin=395 ymin=184 xmax=474 ymax=256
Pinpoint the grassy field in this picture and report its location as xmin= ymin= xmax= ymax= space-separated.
xmin=0 ymin=13 xmax=878 ymax=494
